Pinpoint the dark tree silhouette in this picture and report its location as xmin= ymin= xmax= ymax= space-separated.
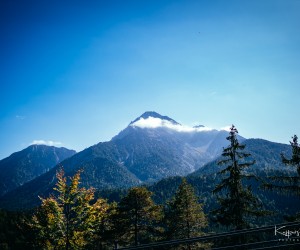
xmin=266 ymin=135 xmax=300 ymax=221
xmin=114 ymin=186 xmax=162 ymax=247
xmin=213 ymin=125 xmax=267 ymax=230
xmin=165 ymin=178 xmax=207 ymax=250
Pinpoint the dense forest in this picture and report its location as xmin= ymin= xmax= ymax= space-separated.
xmin=0 ymin=128 xmax=299 ymax=249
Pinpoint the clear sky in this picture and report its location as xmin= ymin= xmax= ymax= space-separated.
xmin=1 ymin=0 xmax=299 ymax=160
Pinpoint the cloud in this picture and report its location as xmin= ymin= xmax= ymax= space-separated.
xmin=131 ymin=117 xmax=214 ymax=132
xmin=16 ymin=115 xmax=26 ymax=120
xmin=220 ymin=125 xmax=231 ymax=131
xmin=30 ymin=140 xmax=62 ymax=146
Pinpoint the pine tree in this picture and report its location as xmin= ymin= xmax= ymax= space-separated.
xmin=31 ymin=168 xmax=109 ymax=249
xmin=114 ymin=186 xmax=162 ymax=247
xmin=212 ymin=125 xmax=266 ymax=230
xmin=165 ymin=178 xmax=207 ymax=250
xmin=266 ymin=135 xmax=300 ymax=221
xmin=281 ymin=135 xmax=300 ymax=176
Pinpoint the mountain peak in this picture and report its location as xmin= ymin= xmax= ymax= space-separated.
xmin=130 ymin=111 xmax=180 ymax=125
xmin=128 ymin=111 xmax=216 ymax=133
xmin=193 ymin=125 xmax=205 ymax=129
xmin=0 ymin=145 xmax=76 ymax=197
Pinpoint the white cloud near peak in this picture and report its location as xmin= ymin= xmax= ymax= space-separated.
xmin=30 ymin=140 xmax=62 ymax=147
xmin=220 ymin=125 xmax=232 ymax=132
xmin=130 ymin=117 xmax=214 ymax=132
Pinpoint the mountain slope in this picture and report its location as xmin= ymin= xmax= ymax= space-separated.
xmin=112 ymin=111 xmax=234 ymax=178
xmin=0 ymin=145 xmax=76 ymax=197
xmin=191 ymin=138 xmax=292 ymax=176
xmin=3 ymin=112 xmax=291 ymax=211
xmin=147 ymin=171 xmax=300 ymax=225
xmin=0 ymin=111 xmax=233 ymax=210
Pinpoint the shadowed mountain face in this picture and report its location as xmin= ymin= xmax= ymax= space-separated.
xmin=0 ymin=145 xmax=76 ymax=197
xmin=0 ymin=112 xmax=291 ymax=211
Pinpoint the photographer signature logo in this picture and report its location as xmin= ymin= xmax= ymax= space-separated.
xmin=275 ymin=225 xmax=300 ymax=241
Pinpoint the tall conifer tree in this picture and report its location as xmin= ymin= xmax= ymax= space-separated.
xmin=165 ymin=178 xmax=207 ymax=250
xmin=266 ymin=135 xmax=300 ymax=221
xmin=212 ymin=125 xmax=265 ymax=230
xmin=281 ymin=135 xmax=300 ymax=177
xmin=114 ymin=187 xmax=162 ymax=247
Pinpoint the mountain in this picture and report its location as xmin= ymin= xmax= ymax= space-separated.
xmin=96 ymin=138 xmax=294 ymax=206
xmin=114 ymin=111 xmax=238 ymax=175
xmin=191 ymin=138 xmax=292 ymax=176
xmin=0 ymin=145 xmax=76 ymax=197
xmin=130 ymin=111 xmax=180 ymax=125
xmin=146 ymin=172 xmax=300 ymax=226
xmin=0 ymin=111 xmax=233 ymax=210
xmin=0 ymin=112 xmax=293 ymax=211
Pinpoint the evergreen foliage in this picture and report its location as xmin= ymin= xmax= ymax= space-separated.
xmin=266 ymin=135 xmax=300 ymax=221
xmin=113 ymin=186 xmax=163 ymax=247
xmin=281 ymin=135 xmax=300 ymax=180
xmin=0 ymin=209 xmax=33 ymax=249
xmin=212 ymin=125 xmax=267 ymax=230
xmin=1 ymin=164 xmax=300 ymax=249
xmin=165 ymin=178 xmax=208 ymax=249
xmin=2 ymin=132 xmax=300 ymax=249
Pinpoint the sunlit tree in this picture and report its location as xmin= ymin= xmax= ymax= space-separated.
xmin=31 ymin=168 xmax=109 ymax=249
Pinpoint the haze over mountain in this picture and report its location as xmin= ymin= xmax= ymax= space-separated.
xmin=0 ymin=112 xmax=291 ymax=210
xmin=0 ymin=145 xmax=76 ymax=197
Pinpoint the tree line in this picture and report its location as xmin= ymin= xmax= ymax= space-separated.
xmin=29 ymin=168 xmax=207 ymax=249
xmin=1 ymin=126 xmax=299 ymax=249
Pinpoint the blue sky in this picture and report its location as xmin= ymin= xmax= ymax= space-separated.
xmin=1 ymin=0 xmax=299 ymax=159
